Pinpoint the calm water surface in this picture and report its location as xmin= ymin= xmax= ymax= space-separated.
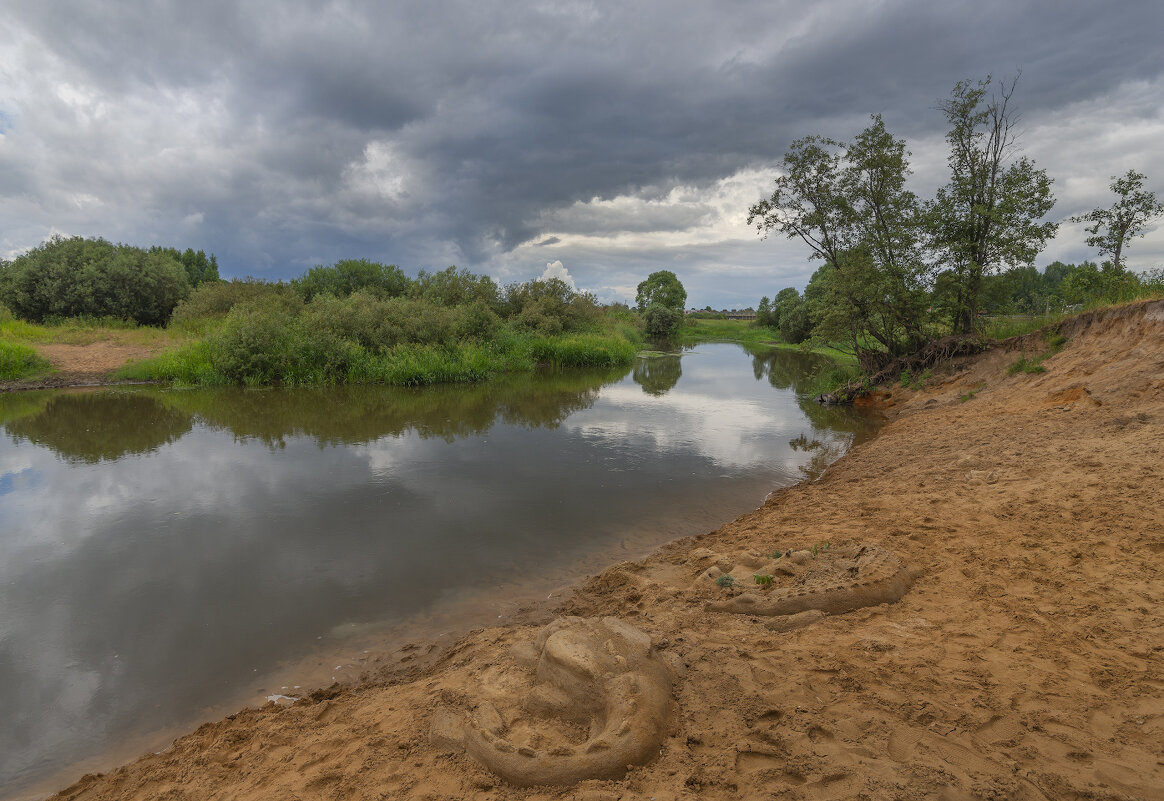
xmin=0 ymin=344 xmax=873 ymax=795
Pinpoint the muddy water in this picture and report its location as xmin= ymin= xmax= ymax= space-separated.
xmin=0 ymin=344 xmax=873 ymax=796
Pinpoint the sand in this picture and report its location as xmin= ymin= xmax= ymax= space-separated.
xmin=42 ymin=299 xmax=1164 ymax=800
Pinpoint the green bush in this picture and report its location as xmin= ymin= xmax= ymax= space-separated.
xmin=0 ymin=236 xmax=190 ymax=325
xmin=170 ymin=279 xmax=297 ymax=328
xmin=207 ymin=298 xmax=355 ymax=385
xmin=643 ymin=303 xmax=683 ymax=338
xmin=503 ymin=278 xmax=603 ymax=334
xmin=292 ymin=259 xmax=410 ymax=301
xmin=412 ymin=266 xmax=501 ymax=309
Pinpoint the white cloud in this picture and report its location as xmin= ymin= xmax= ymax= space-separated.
xmin=539 ymin=259 xmax=576 ymax=290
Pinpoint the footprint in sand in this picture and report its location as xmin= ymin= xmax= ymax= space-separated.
xmin=430 ymin=616 xmax=675 ymax=787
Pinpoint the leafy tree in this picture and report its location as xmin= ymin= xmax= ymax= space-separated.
xmin=293 ymin=258 xmax=409 ymax=301
xmin=777 ymin=291 xmax=812 ymax=344
xmin=1069 ymin=170 xmax=1164 ymax=273
xmin=755 ymin=296 xmax=773 ymax=327
xmin=635 ymin=270 xmax=686 ymax=313
xmin=927 ymin=76 xmax=1058 ymax=334
xmin=152 ymin=247 xmax=220 ymax=288
xmin=0 ymin=235 xmax=189 ymax=325
xmin=748 ymin=116 xmax=929 ymax=360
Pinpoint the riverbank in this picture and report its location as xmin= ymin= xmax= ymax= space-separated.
xmin=42 ymin=300 xmax=1164 ymax=800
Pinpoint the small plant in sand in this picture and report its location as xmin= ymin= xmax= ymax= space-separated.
xmin=1008 ymin=356 xmax=1046 ymax=375
xmin=811 ymin=541 xmax=831 ymax=559
xmin=753 ymin=574 xmax=773 ymax=585
xmin=900 ymin=368 xmax=932 ymax=390
xmin=715 ymin=574 xmax=737 ymax=589
xmin=768 ymin=549 xmax=787 ymax=560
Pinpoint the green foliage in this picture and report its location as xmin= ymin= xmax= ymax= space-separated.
xmin=0 ymin=235 xmax=190 ymax=325
xmin=755 ymin=296 xmax=773 ymax=327
xmin=207 ymin=297 xmax=356 ymax=385
xmin=503 ymin=277 xmax=603 ymax=335
xmin=643 ymin=303 xmax=683 ymax=338
xmin=900 ymin=368 xmax=931 ymax=390
xmin=412 ymin=266 xmax=501 ymax=309
xmin=528 ymin=332 xmax=638 ymax=368
xmin=753 ymin=574 xmax=773 ymax=585
xmin=122 ymin=291 xmax=638 ymax=387
xmin=748 ymin=116 xmax=930 ymax=359
xmin=1069 ymin=170 xmax=1164 ymax=272
xmin=928 ymin=76 xmax=1058 ymax=334
xmin=0 ymin=341 xmax=51 ymax=380
xmin=635 ymin=270 xmax=687 ymax=313
xmin=1007 ymin=356 xmax=1046 ymax=375
xmin=292 ymin=259 xmax=409 ymax=301
xmin=151 ymin=247 xmax=220 ymax=288
xmin=170 ymin=279 xmax=296 ymax=329
xmin=772 ymin=286 xmax=812 ymax=344
xmin=715 ymin=574 xmax=737 ymax=588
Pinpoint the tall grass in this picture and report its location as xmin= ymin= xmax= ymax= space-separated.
xmin=0 ymin=341 xmax=52 ymax=380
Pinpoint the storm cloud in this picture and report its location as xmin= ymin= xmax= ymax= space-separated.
xmin=1 ymin=0 xmax=1162 ymax=306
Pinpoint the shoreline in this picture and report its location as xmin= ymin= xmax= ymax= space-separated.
xmin=30 ymin=300 xmax=1164 ymax=800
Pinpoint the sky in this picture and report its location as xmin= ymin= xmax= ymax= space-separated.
xmin=2 ymin=1 xmax=1163 ymax=309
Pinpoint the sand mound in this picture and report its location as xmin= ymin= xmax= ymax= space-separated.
xmin=42 ymin=299 xmax=1164 ymax=801
xmin=430 ymin=616 xmax=675 ymax=787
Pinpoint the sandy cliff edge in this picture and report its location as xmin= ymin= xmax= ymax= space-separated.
xmin=46 ymin=300 xmax=1164 ymax=801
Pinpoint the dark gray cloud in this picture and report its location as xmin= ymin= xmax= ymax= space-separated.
xmin=1 ymin=0 xmax=1162 ymax=306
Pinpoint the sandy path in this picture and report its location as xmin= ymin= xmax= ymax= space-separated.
xmin=44 ymin=300 xmax=1164 ymax=801
xmin=2 ymin=341 xmax=158 ymax=390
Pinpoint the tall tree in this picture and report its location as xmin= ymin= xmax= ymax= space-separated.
xmin=927 ymin=76 xmax=1058 ymax=334
xmin=634 ymin=270 xmax=687 ymax=312
xmin=1069 ymin=169 xmax=1164 ymax=273
xmin=635 ymin=270 xmax=686 ymax=338
xmin=748 ymin=116 xmax=928 ymax=360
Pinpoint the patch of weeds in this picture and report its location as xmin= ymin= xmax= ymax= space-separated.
xmin=715 ymin=574 xmax=737 ymax=589
xmin=768 ymin=549 xmax=787 ymax=560
xmin=753 ymin=574 xmax=773 ymax=585
xmin=1008 ymin=356 xmax=1047 ymax=375
xmin=811 ymin=541 xmax=831 ymax=559
xmin=0 ymin=341 xmax=52 ymax=380
xmin=1045 ymin=331 xmax=1068 ymax=352
xmin=900 ymin=368 xmax=933 ymax=390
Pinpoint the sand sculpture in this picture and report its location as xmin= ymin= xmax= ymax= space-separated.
xmin=430 ymin=616 xmax=675 ymax=786
xmin=701 ymin=544 xmax=916 ymax=627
